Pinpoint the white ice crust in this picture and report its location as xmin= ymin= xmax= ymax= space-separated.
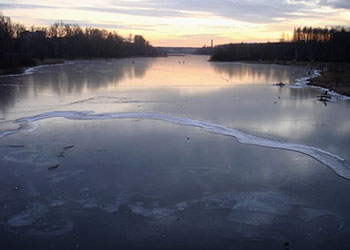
xmin=1 ymin=110 xmax=349 ymax=180
xmin=289 ymin=69 xmax=350 ymax=100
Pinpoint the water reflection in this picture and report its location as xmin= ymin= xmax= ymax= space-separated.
xmin=285 ymin=86 xmax=317 ymax=99
xmin=0 ymin=59 xmax=153 ymax=113
xmin=209 ymin=62 xmax=305 ymax=85
xmin=27 ymin=59 xmax=153 ymax=94
xmin=0 ymin=56 xmax=317 ymax=116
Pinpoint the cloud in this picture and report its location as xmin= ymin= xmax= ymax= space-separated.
xmin=320 ymin=0 xmax=350 ymax=9
xmin=0 ymin=3 xmax=55 ymax=10
xmin=0 ymin=3 xmax=187 ymax=18
xmin=1 ymin=0 xmax=349 ymax=46
xmin=180 ymin=33 xmax=227 ymax=38
xmin=0 ymin=0 xmax=320 ymax=23
xmin=1 ymin=1 xmax=348 ymax=26
xmin=7 ymin=15 xmax=156 ymax=31
xmin=78 ymin=6 xmax=187 ymax=18
xmin=110 ymin=0 xmax=307 ymax=23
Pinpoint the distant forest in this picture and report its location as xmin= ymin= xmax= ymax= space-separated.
xmin=0 ymin=13 xmax=160 ymax=73
xmin=208 ymin=27 xmax=350 ymax=62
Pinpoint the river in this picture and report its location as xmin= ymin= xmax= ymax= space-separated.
xmin=0 ymin=55 xmax=349 ymax=249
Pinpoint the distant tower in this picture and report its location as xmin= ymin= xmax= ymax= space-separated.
xmin=211 ymin=40 xmax=214 ymax=48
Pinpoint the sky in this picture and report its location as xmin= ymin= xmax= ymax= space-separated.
xmin=0 ymin=0 xmax=350 ymax=47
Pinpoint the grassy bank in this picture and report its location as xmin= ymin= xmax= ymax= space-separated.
xmin=309 ymin=64 xmax=350 ymax=96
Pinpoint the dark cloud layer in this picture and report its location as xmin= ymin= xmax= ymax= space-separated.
xmin=320 ymin=0 xmax=350 ymax=9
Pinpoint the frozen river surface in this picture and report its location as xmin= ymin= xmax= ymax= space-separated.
xmin=0 ymin=56 xmax=350 ymax=250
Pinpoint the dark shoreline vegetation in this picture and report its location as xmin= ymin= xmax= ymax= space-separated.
xmin=208 ymin=27 xmax=350 ymax=62
xmin=202 ymin=27 xmax=350 ymax=96
xmin=0 ymin=14 xmax=162 ymax=75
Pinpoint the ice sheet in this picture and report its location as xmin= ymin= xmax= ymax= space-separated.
xmin=1 ymin=111 xmax=349 ymax=180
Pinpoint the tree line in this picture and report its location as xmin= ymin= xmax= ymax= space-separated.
xmin=0 ymin=13 xmax=160 ymax=73
xmin=209 ymin=27 xmax=350 ymax=62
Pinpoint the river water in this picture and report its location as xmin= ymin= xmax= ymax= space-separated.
xmin=0 ymin=55 xmax=349 ymax=249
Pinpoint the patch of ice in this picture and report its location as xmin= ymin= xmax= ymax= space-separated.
xmin=309 ymin=85 xmax=350 ymax=100
xmin=101 ymin=200 xmax=126 ymax=213
xmin=73 ymin=193 xmax=129 ymax=213
xmin=1 ymin=111 xmax=348 ymax=180
xmin=202 ymin=191 xmax=300 ymax=214
xmin=50 ymin=200 xmax=66 ymax=207
xmin=82 ymin=201 xmax=98 ymax=209
xmin=7 ymin=203 xmax=48 ymax=227
xmin=48 ymin=170 xmax=86 ymax=184
xmin=0 ymin=122 xmax=37 ymax=138
xmin=29 ymin=217 xmax=74 ymax=237
xmin=4 ymin=150 xmax=33 ymax=163
xmin=74 ymin=197 xmax=193 ymax=218
xmin=287 ymin=70 xmax=319 ymax=89
xmin=202 ymin=192 xmax=238 ymax=209
xmin=129 ymin=204 xmax=176 ymax=218
xmin=227 ymin=210 xmax=277 ymax=225
xmin=222 ymin=191 xmax=296 ymax=225
xmin=176 ymin=201 xmax=190 ymax=211
xmin=296 ymin=207 xmax=333 ymax=222
xmin=289 ymin=69 xmax=350 ymax=100
xmin=3 ymin=145 xmax=59 ymax=166
xmin=233 ymin=199 xmax=283 ymax=215
xmin=203 ymin=191 xmax=337 ymax=225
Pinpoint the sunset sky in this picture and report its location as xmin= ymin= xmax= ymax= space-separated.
xmin=1 ymin=0 xmax=350 ymax=47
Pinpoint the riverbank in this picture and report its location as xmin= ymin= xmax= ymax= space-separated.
xmin=0 ymin=58 xmax=65 ymax=76
xmin=234 ymin=60 xmax=349 ymax=97
xmin=309 ymin=63 xmax=350 ymax=96
xmin=233 ymin=60 xmax=325 ymax=67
